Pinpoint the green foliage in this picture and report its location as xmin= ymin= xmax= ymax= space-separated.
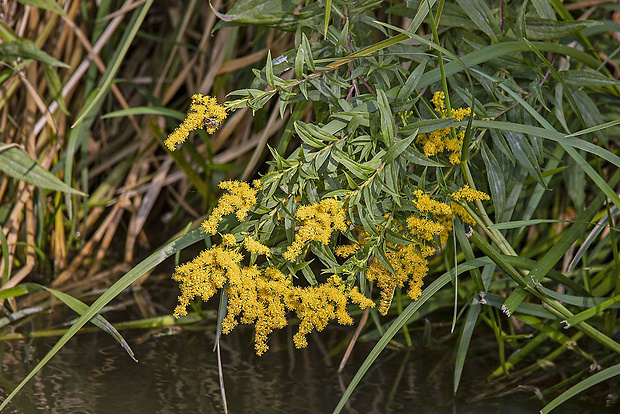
xmin=4 ymin=0 xmax=620 ymax=412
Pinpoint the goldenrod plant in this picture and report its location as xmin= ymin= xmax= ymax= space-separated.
xmin=166 ymin=91 xmax=488 ymax=353
xmin=2 ymin=0 xmax=620 ymax=413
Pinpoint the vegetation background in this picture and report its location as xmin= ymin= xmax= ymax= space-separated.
xmin=1 ymin=0 xmax=620 ymax=412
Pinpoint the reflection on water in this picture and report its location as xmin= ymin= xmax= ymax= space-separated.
xmin=0 ymin=327 xmax=613 ymax=413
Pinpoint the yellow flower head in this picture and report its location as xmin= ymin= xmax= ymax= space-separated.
xmin=221 ymin=233 xmax=237 ymax=246
xmin=202 ymin=180 xmax=258 ymax=234
xmin=165 ymin=94 xmax=228 ymax=151
xmin=406 ymin=215 xmax=445 ymax=242
xmin=417 ymin=91 xmax=474 ymax=165
xmin=451 ymin=185 xmax=490 ymax=202
xmin=243 ymin=236 xmax=271 ymax=257
xmin=412 ymin=190 xmax=451 ymax=216
xmin=172 ymin=245 xmax=374 ymax=355
xmin=335 ymin=244 xmax=359 ymax=258
xmin=172 ymin=246 xmax=243 ymax=318
xmin=283 ymin=198 xmax=347 ymax=261
xmin=366 ymin=244 xmax=428 ymax=315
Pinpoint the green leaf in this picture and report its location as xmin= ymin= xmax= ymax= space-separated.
xmin=531 ymin=0 xmax=556 ymax=19
xmin=456 ymin=0 xmax=501 ymax=42
xmin=332 ymin=150 xmax=373 ymax=180
xmin=265 ymin=50 xmax=275 ymax=88
xmin=481 ymin=142 xmax=506 ymax=220
xmin=0 ymin=283 xmax=135 ymax=360
xmin=454 ymin=297 xmax=480 ymax=393
xmin=536 ymin=285 xmax=620 ymax=310
xmin=212 ymin=0 xmax=314 ymax=30
xmin=384 ymin=129 xmax=418 ymax=164
xmin=323 ymin=0 xmax=332 ymax=38
xmin=43 ymin=65 xmax=69 ymax=114
xmin=396 ymin=60 xmax=426 ymax=102
xmin=102 ymin=106 xmax=185 ymax=120
xmin=525 ymin=18 xmax=602 ymax=40
xmin=402 ymin=147 xmax=446 ymax=167
xmin=0 ymin=40 xmax=68 ymax=68
xmin=294 ymin=44 xmax=305 ymax=78
xmin=559 ymin=70 xmax=620 ymax=88
xmin=301 ymin=34 xmax=315 ymax=72
xmin=503 ymin=130 xmax=547 ymax=189
xmin=377 ymin=89 xmax=395 ymax=146
xmin=17 ymin=0 xmax=68 ymax=17
xmin=0 ymin=145 xmax=85 ymax=195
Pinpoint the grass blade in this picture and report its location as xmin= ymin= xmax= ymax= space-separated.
xmin=333 ymin=258 xmax=492 ymax=414
xmin=0 ymin=227 xmax=206 ymax=410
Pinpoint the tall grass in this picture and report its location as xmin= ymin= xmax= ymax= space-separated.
xmin=1 ymin=0 xmax=620 ymax=412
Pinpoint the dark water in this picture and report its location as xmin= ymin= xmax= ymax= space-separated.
xmin=0 ymin=326 xmax=615 ymax=414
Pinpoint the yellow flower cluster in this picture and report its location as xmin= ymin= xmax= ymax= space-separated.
xmin=366 ymin=244 xmax=431 ymax=315
xmin=288 ymin=276 xmax=374 ymax=349
xmin=202 ymin=181 xmax=258 ymax=234
xmin=165 ymin=94 xmax=228 ymax=151
xmin=412 ymin=190 xmax=451 ymax=215
xmin=335 ymin=244 xmax=359 ymax=258
xmin=450 ymin=185 xmax=490 ymax=224
xmin=417 ymin=91 xmax=474 ymax=164
xmin=222 ymin=233 xmax=237 ymax=246
xmin=283 ymin=199 xmax=347 ymax=261
xmin=172 ymin=246 xmax=243 ymax=319
xmin=243 ymin=236 xmax=271 ymax=257
xmin=366 ymin=185 xmax=489 ymax=314
xmin=406 ymin=216 xmax=445 ymax=242
xmin=451 ymin=185 xmax=490 ymax=202
xmin=172 ymin=243 xmax=374 ymax=355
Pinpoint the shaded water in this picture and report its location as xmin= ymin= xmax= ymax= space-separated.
xmin=1 ymin=325 xmax=614 ymax=414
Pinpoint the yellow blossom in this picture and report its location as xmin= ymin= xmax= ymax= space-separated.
xmin=202 ymin=180 xmax=258 ymax=234
xmin=431 ymin=91 xmax=446 ymax=113
xmin=172 ymin=246 xmax=374 ymax=355
xmin=451 ymin=185 xmax=490 ymax=202
xmin=406 ymin=216 xmax=445 ymax=242
xmin=165 ymin=94 xmax=227 ymax=151
xmin=243 ymin=236 xmax=271 ymax=257
xmin=335 ymin=244 xmax=359 ymax=258
xmin=451 ymin=202 xmax=476 ymax=225
xmin=412 ymin=190 xmax=451 ymax=215
xmin=366 ymin=244 xmax=428 ymax=315
xmin=172 ymin=246 xmax=243 ymax=318
xmin=221 ymin=233 xmax=237 ymax=246
xmin=417 ymin=91 xmax=474 ymax=165
xmin=284 ymin=198 xmax=347 ymax=261
xmin=286 ymin=276 xmax=374 ymax=349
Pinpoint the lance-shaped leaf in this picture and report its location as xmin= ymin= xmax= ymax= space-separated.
xmin=0 ymin=145 xmax=85 ymax=195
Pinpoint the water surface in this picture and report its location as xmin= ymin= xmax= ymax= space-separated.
xmin=0 ymin=327 xmax=614 ymax=413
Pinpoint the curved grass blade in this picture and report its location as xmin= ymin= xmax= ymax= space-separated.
xmin=541 ymin=362 xmax=620 ymax=413
xmin=568 ymin=206 xmax=619 ymax=273
xmin=454 ymin=296 xmax=480 ymax=393
xmin=101 ymin=107 xmax=185 ymax=120
xmin=333 ymin=257 xmax=492 ymax=414
xmin=489 ymin=219 xmax=590 ymax=230
xmin=0 ymin=283 xmax=135 ymax=360
xmin=0 ymin=227 xmax=206 ymax=410
xmin=72 ymin=0 xmax=154 ymax=128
